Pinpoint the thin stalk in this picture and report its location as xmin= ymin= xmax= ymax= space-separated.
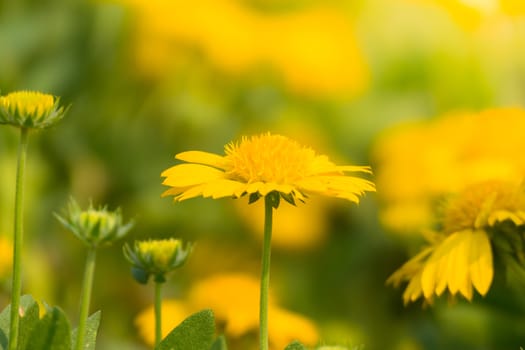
xmin=9 ymin=127 xmax=29 ymax=350
xmin=154 ymin=281 xmax=163 ymax=347
xmin=259 ymin=195 xmax=274 ymax=350
xmin=75 ymin=247 xmax=97 ymax=350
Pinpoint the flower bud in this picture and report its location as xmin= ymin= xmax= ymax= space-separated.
xmin=0 ymin=91 xmax=68 ymax=129
xmin=123 ymin=238 xmax=192 ymax=284
xmin=55 ymin=199 xmax=133 ymax=248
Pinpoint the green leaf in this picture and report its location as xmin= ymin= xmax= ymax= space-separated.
xmin=71 ymin=311 xmax=101 ymax=350
xmin=25 ymin=306 xmax=71 ymax=350
xmin=157 ymin=309 xmax=215 ymax=350
xmin=0 ymin=295 xmax=40 ymax=349
xmin=285 ymin=341 xmax=308 ymax=350
xmin=209 ymin=335 xmax=228 ymax=350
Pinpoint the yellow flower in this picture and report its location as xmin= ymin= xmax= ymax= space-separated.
xmin=407 ymin=0 xmax=525 ymax=29
xmin=374 ymin=108 xmax=525 ymax=234
xmin=123 ymin=238 xmax=192 ymax=283
xmin=135 ymin=273 xmax=319 ymax=350
xmin=0 ymin=236 xmax=13 ymax=279
xmin=235 ymin=198 xmax=329 ymax=250
xmin=162 ymin=133 xmax=374 ymax=203
xmin=0 ymin=91 xmax=67 ymax=129
xmin=117 ymin=0 xmax=369 ymax=96
xmin=388 ymin=180 xmax=525 ymax=304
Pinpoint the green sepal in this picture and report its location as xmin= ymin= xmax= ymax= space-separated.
xmin=71 ymin=311 xmax=101 ymax=350
xmin=280 ymin=192 xmax=296 ymax=206
xmin=285 ymin=340 xmax=308 ymax=350
xmin=210 ymin=335 xmax=228 ymax=350
xmin=131 ymin=267 xmax=150 ymax=284
xmin=248 ymin=193 xmax=262 ymax=204
xmin=156 ymin=309 xmax=215 ymax=350
xmin=154 ymin=274 xmax=167 ymax=284
xmin=267 ymin=191 xmax=280 ymax=209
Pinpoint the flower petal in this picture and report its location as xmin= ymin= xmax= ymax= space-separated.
xmin=421 ymin=233 xmax=462 ymax=299
xmin=488 ymin=210 xmax=525 ymax=226
xmin=201 ymin=179 xmax=247 ymax=199
xmin=162 ymin=164 xmax=224 ymax=187
xmin=468 ymin=230 xmax=493 ymax=296
xmin=175 ymin=151 xmax=228 ymax=169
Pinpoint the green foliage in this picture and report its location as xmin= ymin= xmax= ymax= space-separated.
xmin=0 ymin=295 xmax=40 ymax=349
xmin=285 ymin=341 xmax=308 ymax=350
xmin=156 ymin=309 xmax=215 ymax=350
xmin=71 ymin=311 xmax=101 ymax=350
xmin=210 ymin=335 xmax=228 ymax=350
xmin=0 ymin=295 xmax=101 ymax=350
xmin=25 ymin=306 xmax=71 ymax=350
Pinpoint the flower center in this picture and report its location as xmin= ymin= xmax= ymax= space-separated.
xmin=224 ymin=133 xmax=316 ymax=184
xmin=442 ymin=180 xmax=525 ymax=233
xmin=0 ymin=91 xmax=54 ymax=115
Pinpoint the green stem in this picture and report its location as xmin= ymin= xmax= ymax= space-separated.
xmin=75 ymin=247 xmax=97 ymax=350
xmin=9 ymin=127 xmax=29 ymax=350
xmin=154 ymin=281 xmax=163 ymax=348
xmin=259 ymin=194 xmax=274 ymax=350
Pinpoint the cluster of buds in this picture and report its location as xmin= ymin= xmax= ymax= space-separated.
xmin=123 ymin=238 xmax=192 ymax=284
xmin=0 ymin=91 xmax=68 ymax=129
xmin=55 ymin=199 xmax=134 ymax=248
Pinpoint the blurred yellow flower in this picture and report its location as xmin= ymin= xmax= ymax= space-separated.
xmin=374 ymin=108 xmax=525 ymax=234
xmin=162 ymin=132 xmax=374 ymax=203
xmin=406 ymin=0 xmax=525 ymax=29
xmin=135 ymin=300 xmax=190 ymax=346
xmin=236 ymin=198 xmax=329 ymax=250
xmin=0 ymin=236 xmax=13 ymax=279
xmin=388 ymin=180 xmax=525 ymax=304
xmin=135 ymin=273 xmax=319 ymax=349
xmin=119 ymin=0 xmax=369 ymax=96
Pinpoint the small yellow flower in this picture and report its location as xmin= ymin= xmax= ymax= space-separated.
xmin=123 ymin=238 xmax=192 ymax=283
xmin=162 ymin=133 xmax=374 ymax=204
xmin=388 ymin=180 xmax=525 ymax=304
xmin=0 ymin=91 xmax=68 ymax=129
xmin=55 ymin=199 xmax=133 ymax=248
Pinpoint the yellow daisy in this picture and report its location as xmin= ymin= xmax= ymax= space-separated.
xmin=388 ymin=180 xmax=525 ymax=304
xmin=161 ymin=132 xmax=375 ymax=203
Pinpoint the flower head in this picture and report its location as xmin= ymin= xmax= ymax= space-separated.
xmin=123 ymin=238 xmax=192 ymax=283
xmin=162 ymin=133 xmax=375 ymax=204
xmin=0 ymin=91 xmax=68 ymax=129
xmin=388 ymin=180 xmax=525 ymax=304
xmin=55 ymin=199 xmax=134 ymax=248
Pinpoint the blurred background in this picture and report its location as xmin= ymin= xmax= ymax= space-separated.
xmin=1 ymin=0 xmax=525 ymax=349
